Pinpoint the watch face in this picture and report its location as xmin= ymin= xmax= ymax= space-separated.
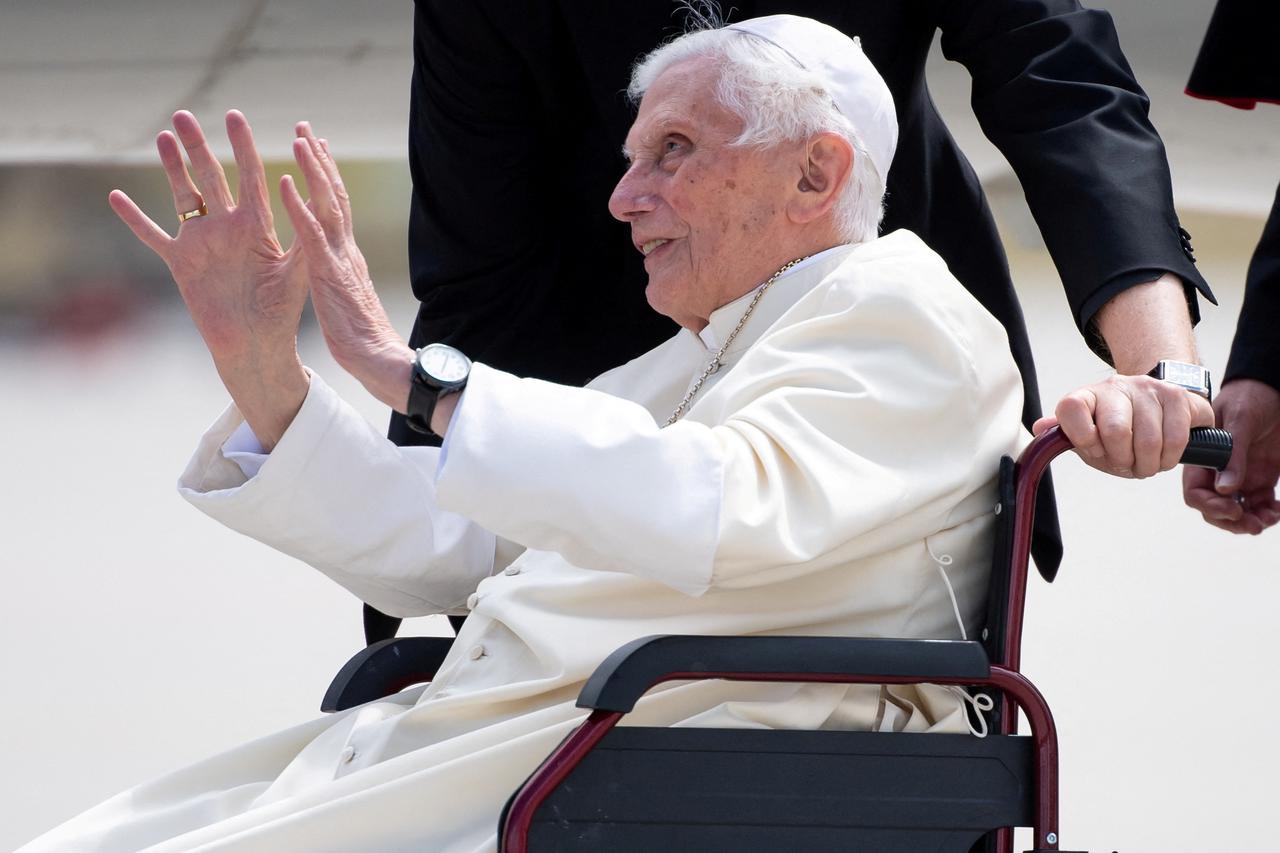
xmin=1167 ymin=358 xmax=1203 ymax=384
xmin=418 ymin=344 xmax=470 ymax=384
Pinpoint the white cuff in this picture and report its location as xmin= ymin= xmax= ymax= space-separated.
xmin=221 ymin=420 xmax=269 ymax=479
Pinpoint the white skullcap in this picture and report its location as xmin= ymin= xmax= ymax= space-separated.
xmin=726 ymin=15 xmax=898 ymax=182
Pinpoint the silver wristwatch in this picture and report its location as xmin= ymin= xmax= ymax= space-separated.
xmin=1147 ymin=360 xmax=1212 ymax=402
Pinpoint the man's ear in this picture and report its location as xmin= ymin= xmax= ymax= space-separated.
xmin=788 ymin=132 xmax=854 ymax=225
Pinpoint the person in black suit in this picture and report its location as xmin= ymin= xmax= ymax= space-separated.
xmin=1182 ymin=0 xmax=1280 ymax=534
xmin=392 ymin=0 xmax=1216 ymax=583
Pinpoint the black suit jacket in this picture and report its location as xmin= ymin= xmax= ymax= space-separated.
xmin=1188 ymin=0 xmax=1280 ymax=392
xmin=393 ymin=0 xmax=1214 ymax=580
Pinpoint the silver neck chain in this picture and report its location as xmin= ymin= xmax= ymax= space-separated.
xmin=664 ymin=256 xmax=810 ymax=426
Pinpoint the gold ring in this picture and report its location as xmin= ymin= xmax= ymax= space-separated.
xmin=178 ymin=202 xmax=208 ymax=222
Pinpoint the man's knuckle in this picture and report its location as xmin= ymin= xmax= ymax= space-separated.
xmin=1096 ymin=417 xmax=1131 ymax=441
xmin=1132 ymin=430 xmax=1162 ymax=454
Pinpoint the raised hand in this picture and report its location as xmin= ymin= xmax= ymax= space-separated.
xmin=1183 ymin=378 xmax=1280 ymax=534
xmin=108 ymin=110 xmax=309 ymax=448
xmin=279 ymin=123 xmax=415 ymax=412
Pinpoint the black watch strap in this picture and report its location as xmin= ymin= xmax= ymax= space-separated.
xmin=406 ymin=344 xmax=470 ymax=435
xmin=404 ymin=384 xmax=443 ymax=435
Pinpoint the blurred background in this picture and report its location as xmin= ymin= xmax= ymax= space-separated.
xmin=2 ymin=1 xmax=1278 ymax=850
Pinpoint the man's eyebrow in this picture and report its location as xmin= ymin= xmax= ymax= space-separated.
xmin=620 ymin=144 xmax=633 ymax=163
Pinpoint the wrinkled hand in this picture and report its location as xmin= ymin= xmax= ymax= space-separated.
xmin=1033 ymin=373 xmax=1214 ymax=478
xmin=108 ymin=110 xmax=309 ymax=447
xmin=279 ymin=123 xmax=414 ymax=412
xmin=1183 ymin=378 xmax=1280 ymax=534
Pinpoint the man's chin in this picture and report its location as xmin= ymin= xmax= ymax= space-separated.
xmin=645 ymin=281 xmax=701 ymax=331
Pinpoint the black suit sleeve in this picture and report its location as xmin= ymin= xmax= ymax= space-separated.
xmin=1225 ymin=183 xmax=1280 ymax=391
xmin=393 ymin=2 xmax=543 ymax=446
xmin=392 ymin=2 xmax=565 ymax=447
xmin=405 ymin=1 xmax=551 ymax=314
xmin=933 ymin=0 xmax=1214 ymax=344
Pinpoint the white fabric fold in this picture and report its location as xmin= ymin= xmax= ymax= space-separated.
xmin=436 ymin=365 xmax=723 ymax=595
xmin=178 ymin=373 xmax=497 ymax=616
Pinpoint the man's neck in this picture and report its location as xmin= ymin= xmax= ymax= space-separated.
xmin=682 ymin=240 xmax=850 ymax=333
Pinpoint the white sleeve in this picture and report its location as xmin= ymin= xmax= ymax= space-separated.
xmin=435 ymin=364 xmax=724 ymax=596
xmin=434 ymin=281 xmax=1024 ymax=598
xmin=178 ymin=373 xmax=497 ymax=617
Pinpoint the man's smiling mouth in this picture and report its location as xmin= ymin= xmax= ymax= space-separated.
xmin=641 ymin=238 xmax=670 ymax=256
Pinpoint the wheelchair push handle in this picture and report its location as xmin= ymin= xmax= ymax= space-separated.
xmin=1178 ymin=426 xmax=1233 ymax=470
xmin=1029 ymin=424 xmax=1231 ymax=472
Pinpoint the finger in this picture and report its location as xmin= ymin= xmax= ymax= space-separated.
xmin=1128 ymin=383 xmax=1164 ymax=478
xmin=1187 ymin=392 xmax=1215 ymax=429
xmin=292 ymin=136 xmax=344 ymax=245
xmin=1092 ymin=382 xmax=1136 ymax=475
xmin=1214 ymin=403 xmax=1256 ymax=494
xmin=108 ymin=189 xmax=172 ymax=257
xmin=1200 ymin=512 xmax=1261 ymax=535
xmin=296 ymin=123 xmax=354 ymax=238
xmin=1032 ymin=415 xmax=1058 ymax=436
xmin=1055 ymin=390 xmax=1104 ymax=461
xmin=226 ymin=110 xmax=270 ymax=220
xmin=1182 ymin=465 xmax=1214 ymax=508
xmin=171 ymin=110 xmax=234 ymax=212
xmin=1182 ymin=464 xmax=1242 ymax=519
xmin=280 ymin=173 xmax=331 ymax=259
xmin=1195 ymin=492 xmax=1245 ymax=522
xmin=156 ymin=131 xmax=205 ymax=219
xmin=1157 ymin=386 xmax=1194 ymax=473
xmin=1255 ymin=500 xmax=1280 ymax=530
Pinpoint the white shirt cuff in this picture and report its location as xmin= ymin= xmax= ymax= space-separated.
xmin=221 ymin=420 xmax=270 ymax=479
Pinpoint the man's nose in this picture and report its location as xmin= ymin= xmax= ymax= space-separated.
xmin=608 ymin=165 xmax=657 ymax=222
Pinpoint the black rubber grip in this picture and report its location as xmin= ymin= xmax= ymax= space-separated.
xmin=1181 ymin=426 xmax=1232 ymax=470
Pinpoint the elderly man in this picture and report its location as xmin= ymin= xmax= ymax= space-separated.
xmin=30 ymin=16 xmax=1023 ymax=853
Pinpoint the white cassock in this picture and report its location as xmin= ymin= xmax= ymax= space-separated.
xmin=24 ymin=231 xmax=1027 ymax=853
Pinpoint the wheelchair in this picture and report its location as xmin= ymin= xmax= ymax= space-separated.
xmin=321 ymin=425 xmax=1231 ymax=853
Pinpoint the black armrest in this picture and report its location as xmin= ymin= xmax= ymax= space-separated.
xmin=577 ymin=635 xmax=991 ymax=713
xmin=321 ymin=636 xmax=455 ymax=713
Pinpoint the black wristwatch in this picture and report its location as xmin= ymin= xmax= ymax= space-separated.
xmin=1147 ymin=360 xmax=1212 ymax=402
xmin=406 ymin=343 xmax=472 ymax=435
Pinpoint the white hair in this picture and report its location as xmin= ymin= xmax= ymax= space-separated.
xmin=628 ymin=24 xmax=886 ymax=244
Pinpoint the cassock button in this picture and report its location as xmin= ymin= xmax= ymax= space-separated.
xmin=503 ymin=565 xmax=521 ymax=576
xmin=339 ymin=746 xmax=356 ymax=765
xmin=469 ymin=644 xmax=487 ymax=661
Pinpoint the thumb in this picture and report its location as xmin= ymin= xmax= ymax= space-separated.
xmin=1215 ymin=406 xmax=1255 ymax=493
